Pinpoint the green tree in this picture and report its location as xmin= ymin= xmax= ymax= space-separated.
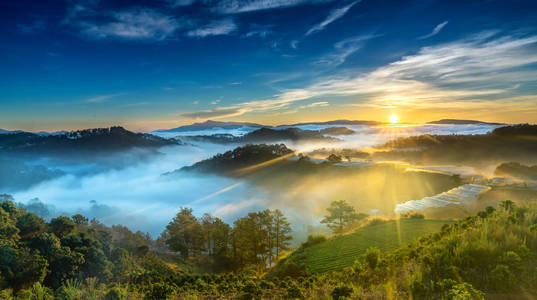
xmin=49 ymin=216 xmax=75 ymax=238
xmin=271 ymin=209 xmax=292 ymax=264
xmin=163 ymin=207 xmax=204 ymax=260
xmin=321 ymin=200 xmax=366 ymax=234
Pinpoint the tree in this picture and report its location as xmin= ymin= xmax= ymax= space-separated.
xmin=71 ymin=214 xmax=88 ymax=226
xmin=321 ymin=200 xmax=366 ymax=234
xmin=271 ymin=209 xmax=292 ymax=264
xmin=163 ymin=207 xmax=204 ymax=260
xmin=16 ymin=213 xmax=45 ymax=239
xmin=49 ymin=216 xmax=75 ymax=238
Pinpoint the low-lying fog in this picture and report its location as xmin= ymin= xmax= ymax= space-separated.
xmin=6 ymin=124 xmax=501 ymax=238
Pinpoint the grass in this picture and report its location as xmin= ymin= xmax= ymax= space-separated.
xmin=285 ymin=219 xmax=453 ymax=273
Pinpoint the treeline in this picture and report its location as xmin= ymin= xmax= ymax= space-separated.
xmin=373 ymin=124 xmax=537 ymax=165
xmin=159 ymin=208 xmax=292 ymax=272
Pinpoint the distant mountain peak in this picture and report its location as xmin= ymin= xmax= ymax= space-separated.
xmin=427 ymin=119 xmax=504 ymax=125
xmin=155 ymin=120 xmax=264 ymax=132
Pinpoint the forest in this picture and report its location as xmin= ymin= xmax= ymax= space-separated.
xmin=2 ymin=191 xmax=537 ymax=299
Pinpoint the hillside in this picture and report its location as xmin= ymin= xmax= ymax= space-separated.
xmin=374 ymin=124 xmax=537 ymax=165
xmin=273 ymin=219 xmax=451 ymax=274
xmin=0 ymin=126 xmax=180 ymax=156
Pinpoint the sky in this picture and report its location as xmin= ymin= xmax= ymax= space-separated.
xmin=1 ymin=0 xmax=537 ymax=131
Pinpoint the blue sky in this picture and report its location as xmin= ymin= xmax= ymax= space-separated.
xmin=1 ymin=0 xmax=537 ymax=131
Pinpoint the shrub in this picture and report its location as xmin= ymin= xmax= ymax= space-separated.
xmin=446 ymin=282 xmax=483 ymax=300
xmin=285 ymin=281 xmax=304 ymax=299
xmin=55 ymin=279 xmax=81 ymax=300
xmin=104 ymin=287 xmax=126 ymax=300
xmin=301 ymin=234 xmax=327 ymax=247
xmin=364 ymin=247 xmax=380 ymax=270
xmin=490 ymin=264 xmax=516 ymax=291
xmin=331 ymin=285 xmax=353 ymax=299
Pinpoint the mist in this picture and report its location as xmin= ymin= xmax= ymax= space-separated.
xmin=5 ymin=123 xmax=502 ymax=238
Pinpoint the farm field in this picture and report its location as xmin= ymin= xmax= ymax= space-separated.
xmin=283 ymin=219 xmax=453 ymax=273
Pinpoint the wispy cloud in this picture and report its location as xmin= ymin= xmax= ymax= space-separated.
xmin=187 ymin=19 xmax=236 ymax=37
xmin=298 ymin=101 xmax=329 ymax=109
xmin=167 ymin=0 xmax=197 ymax=7
xmin=306 ymin=1 xmax=359 ymax=36
xmin=17 ymin=18 xmax=46 ymax=34
xmin=211 ymin=0 xmax=333 ymax=14
xmin=175 ymin=31 xmax=537 ymax=121
xmin=418 ymin=21 xmax=448 ymax=40
xmin=86 ymin=93 xmax=122 ymax=103
xmin=179 ymin=107 xmax=250 ymax=119
xmin=315 ymin=34 xmax=380 ymax=66
xmin=76 ymin=9 xmax=182 ymax=41
xmin=243 ymin=24 xmax=274 ymax=38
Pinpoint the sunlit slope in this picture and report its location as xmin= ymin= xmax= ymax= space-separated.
xmin=281 ymin=219 xmax=452 ymax=273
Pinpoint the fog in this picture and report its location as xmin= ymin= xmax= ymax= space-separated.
xmin=5 ymin=123 xmax=501 ymax=238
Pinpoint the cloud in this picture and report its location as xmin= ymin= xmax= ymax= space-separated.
xmin=418 ymin=21 xmax=448 ymax=40
xmin=282 ymin=31 xmax=537 ymax=109
xmin=209 ymin=0 xmax=333 ymax=14
xmin=86 ymin=94 xmax=122 ymax=103
xmin=177 ymin=31 xmax=537 ymax=120
xmin=315 ymin=34 xmax=379 ymax=66
xmin=306 ymin=1 xmax=359 ymax=36
xmin=298 ymin=101 xmax=329 ymax=109
xmin=187 ymin=19 xmax=236 ymax=37
xmin=167 ymin=0 xmax=197 ymax=7
xmin=243 ymin=24 xmax=274 ymax=38
xmin=73 ymin=8 xmax=183 ymax=41
xmin=179 ymin=107 xmax=251 ymax=119
xmin=17 ymin=18 xmax=46 ymax=34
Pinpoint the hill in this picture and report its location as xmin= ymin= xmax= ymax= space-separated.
xmin=155 ymin=120 xmax=264 ymax=132
xmin=374 ymin=124 xmax=537 ymax=166
xmin=180 ymin=127 xmax=341 ymax=144
xmin=427 ymin=119 xmax=504 ymax=125
xmin=171 ymin=143 xmax=294 ymax=175
xmin=272 ymin=219 xmax=451 ymax=274
xmin=0 ymin=126 xmax=180 ymax=156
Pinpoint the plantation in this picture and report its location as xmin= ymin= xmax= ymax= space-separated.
xmin=274 ymin=218 xmax=452 ymax=273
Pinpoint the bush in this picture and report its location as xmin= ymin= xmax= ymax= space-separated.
xmin=104 ymin=287 xmax=126 ymax=300
xmin=364 ymin=247 xmax=380 ymax=270
xmin=55 ymin=279 xmax=81 ymax=300
xmin=285 ymin=281 xmax=304 ymax=299
xmin=301 ymin=234 xmax=327 ymax=247
xmin=331 ymin=285 xmax=353 ymax=299
xmin=490 ymin=264 xmax=516 ymax=291
xmin=446 ymin=283 xmax=483 ymax=300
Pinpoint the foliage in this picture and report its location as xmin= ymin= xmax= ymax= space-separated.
xmin=321 ymin=200 xmax=367 ymax=234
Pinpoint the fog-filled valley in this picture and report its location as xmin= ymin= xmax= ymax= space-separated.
xmin=0 ymin=121 xmax=515 ymax=238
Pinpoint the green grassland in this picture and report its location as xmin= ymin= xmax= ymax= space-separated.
xmin=280 ymin=219 xmax=453 ymax=273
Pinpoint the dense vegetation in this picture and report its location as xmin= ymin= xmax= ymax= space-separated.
xmin=2 ymin=190 xmax=537 ymax=299
xmin=176 ymin=144 xmax=294 ymax=174
xmin=182 ymin=127 xmax=341 ymax=144
xmin=273 ymin=218 xmax=451 ymax=274
xmin=374 ymin=124 xmax=537 ymax=165
xmin=0 ymin=126 xmax=179 ymax=156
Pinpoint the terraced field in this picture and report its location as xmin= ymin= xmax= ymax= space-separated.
xmin=284 ymin=219 xmax=452 ymax=273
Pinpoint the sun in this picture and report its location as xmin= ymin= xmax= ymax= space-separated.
xmin=389 ymin=114 xmax=399 ymax=124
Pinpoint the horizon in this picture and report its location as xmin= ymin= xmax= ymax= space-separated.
xmin=2 ymin=0 xmax=537 ymax=131
xmin=0 ymin=117 xmax=512 ymax=133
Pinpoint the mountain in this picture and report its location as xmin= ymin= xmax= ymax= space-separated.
xmin=155 ymin=120 xmax=264 ymax=132
xmin=0 ymin=129 xmax=24 ymax=134
xmin=180 ymin=127 xmax=341 ymax=144
xmin=282 ymin=119 xmax=382 ymax=126
xmin=427 ymin=119 xmax=504 ymax=125
xmin=0 ymin=126 xmax=180 ymax=155
xmin=173 ymin=144 xmax=294 ymax=174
